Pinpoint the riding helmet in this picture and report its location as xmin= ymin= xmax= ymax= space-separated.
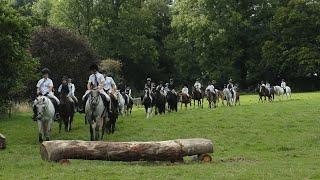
xmin=89 ymin=64 xmax=99 ymax=71
xmin=62 ymin=75 xmax=68 ymax=80
xmin=41 ymin=68 xmax=50 ymax=74
xmin=147 ymin=78 xmax=151 ymax=81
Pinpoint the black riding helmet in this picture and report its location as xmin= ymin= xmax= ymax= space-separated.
xmin=89 ymin=64 xmax=99 ymax=71
xmin=41 ymin=68 xmax=50 ymax=74
xmin=62 ymin=75 xmax=68 ymax=81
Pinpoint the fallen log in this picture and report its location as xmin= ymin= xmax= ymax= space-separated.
xmin=0 ymin=133 xmax=6 ymax=149
xmin=40 ymin=138 xmax=213 ymax=162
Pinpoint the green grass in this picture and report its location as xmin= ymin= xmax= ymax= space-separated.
xmin=1 ymin=93 xmax=320 ymax=179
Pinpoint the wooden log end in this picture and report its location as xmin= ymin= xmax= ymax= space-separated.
xmin=198 ymin=154 xmax=212 ymax=163
xmin=40 ymin=143 xmax=49 ymax=161
xmin=0 ymin=133 xmax=6 ymax=149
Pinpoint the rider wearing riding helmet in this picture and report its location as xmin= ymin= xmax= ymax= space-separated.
xmin=145 ymin=77 xmax=152 ymax=90
xmin=194 ymin=78 xmax=202 ymax=92
xmin=259 ymin=81 xmax=266 ymax=92
xmin=168 ymin=78 xmax=177 ymax=95
xmin=227 ymin=78 xmax=235 ymax=98
xmin=104 ymin=72 xmax=117 ymax=94
xmin=281 ymin=79 xmax=286 ymax=93
xmin=206 ymin=80 xmax=215 ymax=94
xmin=81 ymin=64 xmax=110 ymax=113
xmin=58 ymin=76 xmax=77 ymax=112
xmin=68 ymin=78 xmax=78 ymax=111
xmin=181 ymin=84 xmax=190 ymax=97
xmin=33 ymin=68 xmax=60 ymax=120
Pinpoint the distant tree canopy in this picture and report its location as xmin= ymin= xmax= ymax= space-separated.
xmin=0 ymin=1 xmax=39 ymax=113
xmin=30 ymin=27 xmax=98 ymax=98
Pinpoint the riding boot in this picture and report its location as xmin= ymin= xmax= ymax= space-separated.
xmin=32 ymin=105 xmax=37 ymax=121
xmin=80 ymin=95 xmax=88 ymax=114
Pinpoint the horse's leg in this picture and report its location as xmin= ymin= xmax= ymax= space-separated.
xmin=90 ymin=122 xmax=94 ymax=141
xmin=59 ymin=118 xmax=62 ymax=133
xmin=38 ymin=120 xmax=43 ymax=142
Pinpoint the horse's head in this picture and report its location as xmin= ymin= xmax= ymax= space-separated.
xmin=89 ymin=89 xmax=100 ymax=109
xmin=34 ymin=96 xmax=49 ymax=121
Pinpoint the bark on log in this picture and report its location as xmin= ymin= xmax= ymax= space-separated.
xmin=40 ymin=138 xmax=213 ymax=162
xmin=0 ymin=133 xmax=6 ymax=149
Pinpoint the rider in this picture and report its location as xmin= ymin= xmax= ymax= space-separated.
xmin=181 ymin=84 xmax=190 ymax=98
xmin=227 ymin=79 xmax=235 ymax=98
xmin=125 ymin=86 xmax=133 ymax=101
xmin=144 ymin=77 xmax=153 ymax=100
xmin=157 ymin=81 xmax=166 ymax=95
xmin=206 ymin=80 xmax=215 ymax=94
xmin=168 ymin=78 xmax=177 ymax=95
xmin=266 ymin=81 xmax=271 ymax=93
xmin=281 ymin=79 xmax=286 ymax=93
xmin=33 ymin=68 xmax=60 ymax=121
xmin=104 ymin=72 xmax=117 ymax=94
xmin=194 ymin=78 xmax=202 ymax=92
xmin=259 ymin=81 xmax=266 ymax=92
xmin=81 ymin=64 xmax=109 ymax=113
xmin=58 ymin=76 xmax=77 ymax=112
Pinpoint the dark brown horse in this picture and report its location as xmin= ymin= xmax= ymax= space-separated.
xmin=106 ymin=93 xmax=119 ymax=134
xmin=258 ymin=85 xmax=274 ymax=102
xmin=192 ymin=88 xmax=204 ymax=108
xmin=180 ymin=93 xmax=191 ymax=109
xmin=206 ymin=90 xmax=217 ymax=108
xmin=59 ymin=92 xmax=74 ymax=133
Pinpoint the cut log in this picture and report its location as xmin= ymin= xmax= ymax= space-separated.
xmin=0 ymin=133 xmax=6 ymax=149
xmin=40 ymin=138 xmax=213 ymax=162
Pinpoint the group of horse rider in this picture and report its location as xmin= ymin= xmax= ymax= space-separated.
xmin=259 ymin=79 xmax=287 ymax=93
xmin=32 ymin=64 xmax=133 ymax=121
xmin=143 ymin=77 xmax=237 ymax=99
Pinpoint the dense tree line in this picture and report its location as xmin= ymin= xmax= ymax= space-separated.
xmin=1 ymin=0 xmax=320 ymax=113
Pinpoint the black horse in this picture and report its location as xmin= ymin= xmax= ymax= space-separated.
xmin=192 ymin=88 xmax=204 ymax=108
xmin=154 ymin=89 xmax=166 ymax=115
xmin=123 ymin=92 xmax=133 ymax=115
xmin=167 ymin=91 xmax=178 ymax=112
xmin=59 ymin=92 xmax=74 ymax=133
xmin=141 ymin=89 xmax=153 ymax=118
xmin=258 ymin=85 xmax=274 ymax=102
xmin=106 ymin=94 xmax=119 ymax=134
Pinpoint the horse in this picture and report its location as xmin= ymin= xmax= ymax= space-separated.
xmin=235 ymin=91 xmax=240 ymax=106
xmin=217 ymin=89 xmax=225 ymax=105
xmin=85 ymin=88 xmax=107 ymax=141
xmin=166 ymin=91 xmax=178 ymax=112
xmin=142 ymin=89 xmax=153 ymax=118
xmin=154 ymin=89 xmax=166 ymax=115
xmin=222 ymin=88 xmax=234 ymax=106
xmin=206 ymin=90 xmax=217 ymax=108
xmin=123 ymin=92 xmax=133 ymax=115
xmin=180 ymin=93 xmax=191 ymax=109
xmin=33 ymin=96 xmax=55 ymax=142
xmin=192 ymin=88 xmax=204 ymax=108
xmin=59 ymin=92 xmax=74 ymax=133
xmin=258 ymin=85 xmax=274 ymax=102
xmin=116 ymin=91 xmax=125 ymax=116
xmin=106 ymin=93 xmax=119 ymax=134
xmin=274 ymin=86 xmax=291 ymax=99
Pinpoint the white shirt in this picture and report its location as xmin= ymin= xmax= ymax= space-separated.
xmin=68 ymin=83 xmax=75 ymax=96
xmin=36 ymin=78 xmax=53 ymax=95
xmin=182 ymin=87 xmax=189 ymax=94
xmin=281 ymin=82 xmax=286 ymax=88
xmin=266 ymin=83 xmax=270 ymax=88
xmin=206 ymin=85 xmax=215 ymax=92
xmin=104 ymin=76 xmax=116 ymax=90
xmin=194 ymin=82 xmax=201 ymax=89
xmin=88 ymin=72 xmax=105 ymax=88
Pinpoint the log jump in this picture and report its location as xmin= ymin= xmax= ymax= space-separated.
xmin=40 ymin=138 xmax=213 ymax=162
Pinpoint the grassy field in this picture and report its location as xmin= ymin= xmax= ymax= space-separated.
xmin=1 ymin=93 xmax=320 ymax=179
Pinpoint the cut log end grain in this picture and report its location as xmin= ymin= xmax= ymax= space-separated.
xmin=40 ymin=138 xmax=214 ymax=162
xmin=0 ymin=133 xmax=6 ymax=150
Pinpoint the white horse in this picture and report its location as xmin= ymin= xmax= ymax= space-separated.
xmin=274 ymin=86 xmax=291 ymax=99
xmin=85 ymin=89 xmax=106 ymax=141
xmin=116 ymin=90 xmax=125 ymax=116
xmin=223 ymin=88 xmax=233 ymax=106
xmin=33 ymin=96 xmax=55 ymax=142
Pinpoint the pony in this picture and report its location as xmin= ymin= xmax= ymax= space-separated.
xmin=106 ymin=93 xmax=119 ymax=134
xmin=258 ymin=85 xmax=274 ymax=102
xmin=59 ymin=92 xmax=74 ymax=133
xmin=274 ymin=86 xmax=291 ymax=99
xmin=33 ymin=96 xmax=55 ymax=142
xmin=123 ymin=92 xmax=133 ymax=115
xmin=166 ymin=91 xmax=178 ymax=112
xmin=116 ymin=91 xmax=125 ymax=116
xmin=222 ymin=88 xmax=234 ymax=106
xmin=206 ymin=90 xmax=217 ymax=108
xmin=154 ymin=89 xmax=166 ymax=115
xmin=192 ymin=88 xmax=204 ymax=108
xmin=180 ymin=93 xmax=191 ymax=109
xmin=142 ymin=89 xmax=153 ymax=118
xmin=85 ymin=88 xmax=107 ymax=141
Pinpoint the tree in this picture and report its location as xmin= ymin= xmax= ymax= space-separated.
xmin=30 ymin=27 xmax=98 ymax=98
xmin=0 ymin=1 xmax=38 ymax=114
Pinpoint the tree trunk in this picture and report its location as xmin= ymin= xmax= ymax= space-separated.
xmin=40 ymin=138 xmax=213 ymax=162
xmin=0 ymin=133 xmax=6 ymax=149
